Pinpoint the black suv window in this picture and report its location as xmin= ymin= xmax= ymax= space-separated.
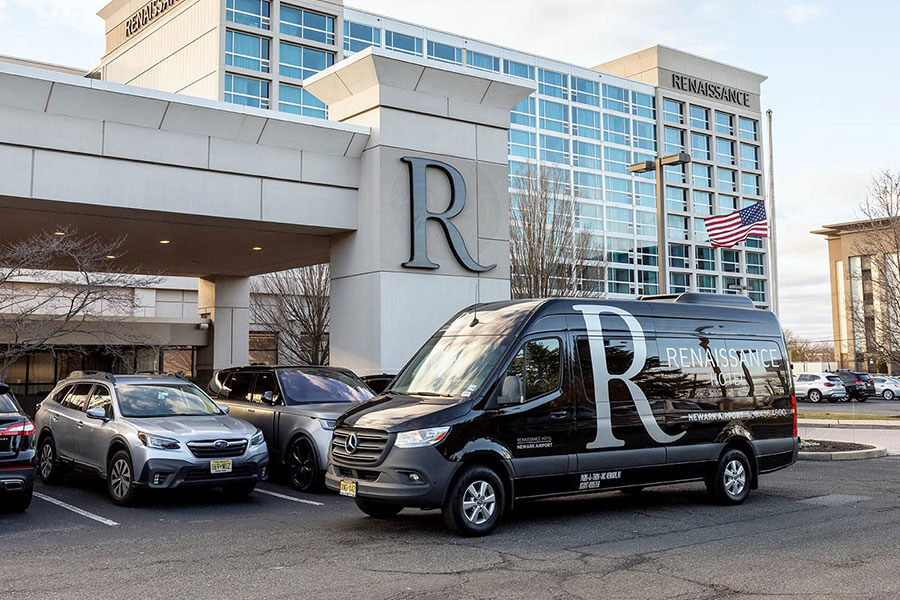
xmin=506 ymin=338 xmax=562 ymax=401
xmin=223 ymin=372 xmax=254 ymax=401
xmin=62 ymin=384 xmax=93 ymax=411
xmin=250 ymin=372 xmax=280 ymax=404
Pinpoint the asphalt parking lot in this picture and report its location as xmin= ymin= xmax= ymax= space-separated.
xmin=2 ymin=457 xmax=899 ymax=600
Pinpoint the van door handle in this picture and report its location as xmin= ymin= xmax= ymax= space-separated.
xmin=550 ymin=410 xmax=568 ymax=420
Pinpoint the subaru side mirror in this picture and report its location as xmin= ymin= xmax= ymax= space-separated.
xmin=86 ymin=407 xmax=109 ymax=421
xmin=498 ymin=375 xmax=524 ymax=405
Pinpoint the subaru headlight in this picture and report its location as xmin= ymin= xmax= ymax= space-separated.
xmin=137 ymin=432 xmax=180 ymax=450
xmin=394 ymin=427 xmax=450 ymax=448
xmin=250 ymin=429 xmax=265 ymax=446
xmin=320 ymin=419 xmax=336 ymax=431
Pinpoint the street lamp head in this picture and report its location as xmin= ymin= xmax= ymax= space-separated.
xmin=628 ymin=160 xmax=656 ymax=174
xmin=660 ymin=152 xmax=692 ymax=167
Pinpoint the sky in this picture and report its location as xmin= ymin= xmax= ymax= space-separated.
xmin=1 ymin=0 xmax=896 ymax=344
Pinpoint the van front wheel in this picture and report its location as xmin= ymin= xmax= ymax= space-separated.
xmin=707 ymin=449 xmax=751 ymax=505
xmin=442 ymin=465 xmax=505 ymax=537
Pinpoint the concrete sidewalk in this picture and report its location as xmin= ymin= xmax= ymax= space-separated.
xmin=799 ymin=424 xmax=900 ymax=456
xmin=799 ymin=418 xmax=900 ymax=430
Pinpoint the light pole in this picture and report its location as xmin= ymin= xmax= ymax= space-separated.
xmin=628 ymin=152 xmax=691 ymax=295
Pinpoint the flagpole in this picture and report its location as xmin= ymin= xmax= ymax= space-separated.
xmin=766 ymin=109 xmax=779 ymax=317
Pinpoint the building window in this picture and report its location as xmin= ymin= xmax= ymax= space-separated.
xmin=690 ymin=105 xmax=709 ymax=129
xmin=508 ymin=129 xmax=536 ymax=159
xmin=602 ymin=84 xmax=628 ymax=113
xmin=574 ymin=171 xmax=602 ymax=200
xmin=663 ymin=98 xmax=684 ymax=124
xmin=667 ymin=215 xmax=689 ymax=240
xmin=745 ymin=237 xmax=763 ymax=249
xmin=694 ymin=217 xmax=709 ymax=243
xmin=724 ymin=276 xmax=742 ymax=294
xmin=742 ymin=172 xmax=761 ymax=196
xmin=632 ymin=120 xmax=656 ymax=151
xmin=635 ymin=181 xmax=656 ymax=208
xmin=279 ymin=42 xmax=334 ymax=80
xmin=539 ymin=134 xmax=569 ymax=164
xmin=697 ymin=274 xmax=717 ymax=293
xmin=573 ymin=140 xmax=602 ymax=170
xmin=427 ymin=40 xmax=462 ymax=65
xmin=503 ymin=59 xmax=534 ymax=80
xmin=608 ymin=268 xmax=635 ymax=295
xmin=603 ymin=147 xmax=630 ymax=175
xmin=722 ymin=249 xmax=740 ymax=272
xmin=717 ymin=167 xmax=737 ymax=192
xmin=467 ymin=50 xmax=500 ymax=72
xmin=696 ymin=246 xmax=715 ymax=270
xmin=605 ymin=177 xmax=633 ymax=205
xmin=343 ymin=21 xmax=380 ymax=54
xmin=690 ymin=132 xmax=710 ymax=160
xmin=606 ymin=206 xmax=634 ymax=234
xmin=719 ymin=195 xmax=738 ymax=212
xmin=748 ymin=279 xmax=766 ymax=302
xmin=511 ymin=96 xmax=536 ymax=127
xmin=741 ymin=143 xmax=760 ymax=170
xmin=666 ymin=186 xmax=687 ymax=212
xmin=635 ymin=211 xmax=657 ymax=238
xmin=278 ymin=84 xmax=326 ymax=118
xmin=538 ymin=68 xmax=568 ymax=99
xmin=280 ymin=5 xmax=335 ymax=44
xmin=637 ymin=269 xmax=659 ymax=294
xmin=715 ymin=138 xmax=735 ymax=165
xmin=747 ymin=252 xmax=765 ymax=275
xmin=664 ymin=163 xmax=686 ymax=185
xmin=664 ymin=127 xmax=685 ymax=154
xmin=715 ymin=111 xmax=734 ymax=135
xmin=603 ymin=114 xmax=629 ymax=145
xmin=669 ymin=243 xmax=689 ymax=268
xmin=670 ymin=272 xmax=691 ymax=293
xmin=693 ymin=190 xmax=713 ymax=216
xmin=227 ymin=0 xmax=270 ymax=29
xmin=632 ymin=91 xmax=655 ymax=119
xmin=572 ymin=107 xmax=601 ymax=140
xmin=225 ymin=74 xmax=269 ymax=108
xmin=384 ymin=30 xmax=422 ymax=56
xmin=540 ymin=99 xmax=569 ymax=133
xmin=739 ymin=117 xmax=759 ymax=141
xmin=250 ymin=332 xmax=278 ymax=365
xmin=606 ymin=237 xmax=634 ymax=265
xmin=226 ymin=30 xmax=270 ymax=72
xmin=572 ymin=77 xmax=600 ymax=106
xmin=692 ymin=163 xmax=712 ymax=188
xmin=576 ymin=202 xmax=602 ymax=230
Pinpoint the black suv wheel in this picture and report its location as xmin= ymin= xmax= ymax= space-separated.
xmin=442 ymin=465 xmax=505 ymax=537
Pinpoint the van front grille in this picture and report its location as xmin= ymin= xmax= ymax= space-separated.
xmin=331 ymin=428 xmax=390 ymax=467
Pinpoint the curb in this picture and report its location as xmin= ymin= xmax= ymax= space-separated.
xmin=799 ymin=446 xmax=888 ymax=461
xmin=798 ymin=420 xmax=900 ymax=431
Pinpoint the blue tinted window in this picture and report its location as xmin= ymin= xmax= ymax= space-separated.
xmin=539 ymin=68 xmax=568 ymax=99
xmin=572 ymin=107 xmax=601 ymax=140
xmin=573 ymin=140 xmax=602 ymax=170
xmin=572 ymin=77 xmax=599 ymax=106
xmin=632 ymin=120 xmax=656 ymax=151
xmin=278 ymin=84 xmax=327 ymax=119
xmin=511 ymin=96 xmax=536 ymax=127
xmin=540 ymin=134 xmax=569 ymax=164
xmin=385 ymin=30 xmax=423 ymax=56
xmin=280 ymin=6 xmax=335 ymax=44
xmin=226 ymin=0 xmax=270 ymax=29
xmin=603 ymin=113 xmax=629 ymax=145
xmin=632 ymin=91 xmax=655 ymax=119
xmin=539 ymin=99 xmax=568 ymax=133
xmin=508 ymin=129 xmax=536 ymax=159
xmin=466 ymin=50 xmax=499 ymax=72
xmin=279 ymin=43 xmax=334 ymax=80
xmin=343 ymin=21 xmax=380 ymax=53
xmin=427 ymin=40 xmax=462 ymax=64
xmin=602 ymin=84 xmax=628 ymax=112
xmin=603 ymin=147 xmax=631 ymax=175
xmin=504 ymin=60 xmax=534 ymax=80
xmin=226 ymin=30 xmax=270 ymax=72
xmin=225 ymin=74 xmax=269 ymax=108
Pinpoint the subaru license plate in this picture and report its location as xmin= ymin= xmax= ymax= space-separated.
xmin=339 ymin=480 xmax=357 ymax=497
xmin=210 ymin=459 xmax=233 ymax=474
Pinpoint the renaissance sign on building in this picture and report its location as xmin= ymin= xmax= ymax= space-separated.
xmin=125 ymin=0 xmax=184 ymax=37
xmin=670 ymin=73 xmax=751 ymax=107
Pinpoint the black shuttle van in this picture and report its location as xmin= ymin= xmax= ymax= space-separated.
xmin=326 ymin=294 xmax=799 ymax=536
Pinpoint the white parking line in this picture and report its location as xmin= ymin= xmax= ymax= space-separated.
xmin=254 ymin=488 xmax=324 ymax=506
xmin=34 ymin=492 xmax=119 ymax=527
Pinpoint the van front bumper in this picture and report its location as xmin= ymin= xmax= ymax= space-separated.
xmin=326 ymin=446 xmax=458 ymax=509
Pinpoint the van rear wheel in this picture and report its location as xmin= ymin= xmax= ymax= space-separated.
xmin=442 ymin=465 xmax=505 ymax=537
xmin=707 ymin=449 xmax=751 ymax=505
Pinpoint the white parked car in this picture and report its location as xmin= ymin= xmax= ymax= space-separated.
xmin=871 ymin=376 xmax=900 ymax=400
xmin=793 ymin=373 xmax=847 ymax=403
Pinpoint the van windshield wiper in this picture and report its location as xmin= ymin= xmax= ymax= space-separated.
xmin=407 ymin=391 xmax=455 ymax=398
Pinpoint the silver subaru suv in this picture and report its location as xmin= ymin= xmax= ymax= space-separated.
xmin=34 ymin=371 xmax=268 ymax=505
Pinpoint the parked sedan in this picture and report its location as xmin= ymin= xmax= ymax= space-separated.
xmin=793 ymin=373 xmax=847 ymax=403
xmin=208 ymin=366 xmax=373 ymax=491
xmin=871 ymin=376 xmax=900 ymax=400
xmin=0 ymin=384 xmax=35 ymax=512
xmin=34 ymin=372 xmax=268 ymax=505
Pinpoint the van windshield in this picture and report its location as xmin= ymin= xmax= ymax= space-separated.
xmin=391 ymin=335 xmax=510 ymax=399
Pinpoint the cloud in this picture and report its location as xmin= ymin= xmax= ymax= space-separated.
xmin=781 ymin=1 xmax=823 ymax=24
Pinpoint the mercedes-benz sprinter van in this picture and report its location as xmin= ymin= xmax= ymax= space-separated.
xmin=326 ymin=294 xmax=798 ymax=536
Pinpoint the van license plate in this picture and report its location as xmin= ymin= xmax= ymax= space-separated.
xmin=339 ymin=480 xmax=357 ymax=497
xmin=210 ymin=459 xmax=233 ymax=474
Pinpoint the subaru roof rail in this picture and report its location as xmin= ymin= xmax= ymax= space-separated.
xmin=67 ymin=370 xmax=115 ymax=381
xmin=133 ymin=371 xmax=189 ymax=380
xmin=639 ymin=292 xmax=756 ymax=309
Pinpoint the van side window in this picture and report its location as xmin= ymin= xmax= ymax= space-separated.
xmin=506 ymin=338 xmax=561 ymax=401
xmin=728 ymin=341 xmax=787 ymax=401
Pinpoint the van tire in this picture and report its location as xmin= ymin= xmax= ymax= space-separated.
xmin=355 ymin=497 xmax=402 ymax=519
xmin=37 ymin=436 xmax=64 ymax=485
xmin=442 ymin=465 xmax=505 ymax=537
xmin=708 ymin=449 xmax=751 ymax=505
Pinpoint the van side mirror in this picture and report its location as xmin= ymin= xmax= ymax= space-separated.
xmin=262 ymin=390 xmax=276 ymax=405
xmin=498 ymin=375 xmax=524 ymax=405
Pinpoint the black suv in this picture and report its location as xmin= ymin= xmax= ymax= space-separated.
xmin=834 ymin=371 xmax=875 ymax=402
xmin=0 ymin=383 xmax=35 ymax=512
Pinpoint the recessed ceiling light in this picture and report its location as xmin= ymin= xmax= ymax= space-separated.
xmin=53 ymin=231 xmax=66 ymax=236
xmin=106 ymin=255 xmax=117 ymax=259
xmin=159 ymin=240 xmax=171 ymax=245
xmin=252 ymin=246 xmax=263 ymax=251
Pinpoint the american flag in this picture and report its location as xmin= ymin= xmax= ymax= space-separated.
xmin=703 ymin=202 xmax=769 ymax=248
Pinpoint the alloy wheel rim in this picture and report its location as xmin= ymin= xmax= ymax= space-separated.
xmin=724 ymin=459 xmax=746 ymax=497
xmin=462 ymin=480 xmax=496 ymax=525
xmin=810 ymin=391 xmax=820 ymax=403
xmin=110 ymin=458 xmax=131 ymax=499
xmin=40 ymin=443 xmax=53 ymax=478
xmin=290 ymin=441 xmax=314 ymax=488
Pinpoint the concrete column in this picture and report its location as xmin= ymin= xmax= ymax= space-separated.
xmin=196 ymin=276 xmax=251 ymax=380
xmin=305 ymin=48 xmax=534 ymax=375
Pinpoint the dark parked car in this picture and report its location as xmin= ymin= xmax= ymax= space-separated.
xmin=208 ymin=366 xmax=373 ymax=491
xmin=362 ymin=374 xmax=396 ymax=395
xmin=834 ymin=371 xmax=875 ymax=402
xmin=0 ymin=383 xmax=36 ymax=512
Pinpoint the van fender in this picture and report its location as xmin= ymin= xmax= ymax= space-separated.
xmin=446 ymin=438 xmax=516 ymax=508
xmin=716 ymin=426 xmax=759 ymax=490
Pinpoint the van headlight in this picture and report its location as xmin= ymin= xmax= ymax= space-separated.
xmin=394 ymin=427 xmax=450 ymax=448
xmin=250 ymin=429 xmax=265 ymax=446
xmin=138 ymin=432 xmax=180 ymax=450
xmin=320 ymin=419 xmax=336 ymax=431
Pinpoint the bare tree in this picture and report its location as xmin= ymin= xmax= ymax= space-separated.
xmin=509 ymin=166 xmax=598 ymax=298
xmin=783 ymin=328 xmax=814 ymax=363
xmin=0 ymin=227 xmax=163 ymax=379
xmin=848 ymin=170 xmax=900 ymax=370
xmin=250 ymin=265 xmax=330 ymax=366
